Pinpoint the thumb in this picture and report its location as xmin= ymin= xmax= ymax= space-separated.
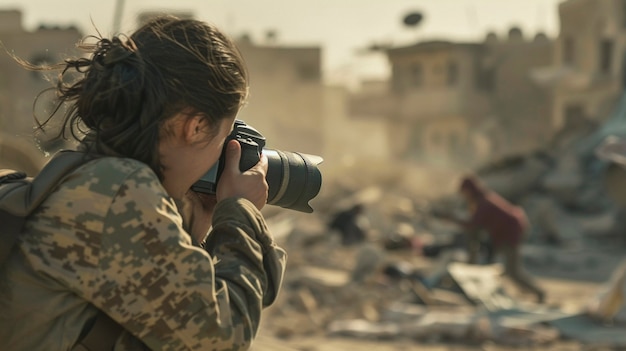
xmin=224 ymin=140 xmax=241 ymax=174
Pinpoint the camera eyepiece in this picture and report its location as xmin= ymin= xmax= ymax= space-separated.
xmin=192 ymin=120 xmax=323 ymax=213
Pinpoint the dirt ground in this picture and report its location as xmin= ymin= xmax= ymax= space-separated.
xmin=251 ymin=281 xmax=619 ymax=351
xmin=246 ymin=156 xmax=626 ymax=351
xmin=250 ymin=247 xmax=624 ymax=351
xmin=252 ymin=336 xmax=609 ymax=351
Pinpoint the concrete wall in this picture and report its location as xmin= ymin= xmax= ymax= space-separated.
xmin=550 ymin=0 xmax=626 ymax=129
xmin=486 ymin=30 xmax=555 ymax=155
xmin=322 ymin=85 xmax=389 ymax=176
xmin=236 ymin=40 xmax=324 ymax=157
xmin=381 ymin=42 xmax=493 ymax=165
xmin=0 ymin=10 xmax=82 ymax=172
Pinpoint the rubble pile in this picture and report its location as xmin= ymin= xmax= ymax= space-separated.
xmin=258 ymin=116 xmax=626 ymax=349
xmin=474 ymin=119 xmax=625 ymax=249
xmin=261 ymin=203 xmax=626 ymax=348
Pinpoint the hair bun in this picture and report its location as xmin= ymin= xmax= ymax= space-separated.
xmin=95 ymin=37 xmax=137 ymax=67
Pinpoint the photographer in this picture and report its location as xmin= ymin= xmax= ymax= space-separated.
xmin=0 ymin=16 xmax=286 ymax=350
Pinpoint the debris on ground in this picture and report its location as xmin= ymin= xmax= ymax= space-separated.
xmin=255 ymin=115 xmax=626 ymax=350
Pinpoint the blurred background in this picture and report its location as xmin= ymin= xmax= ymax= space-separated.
xmin=0 ymin=0 xmax=565 ymax=181
xmin=2 ymin=1 xmax=626 ymax=350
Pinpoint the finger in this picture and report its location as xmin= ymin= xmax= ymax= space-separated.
xmin=255 ymin=153 xmax=269 ymax=174
xmin=224 ymin=140 xmax=241 ymax=174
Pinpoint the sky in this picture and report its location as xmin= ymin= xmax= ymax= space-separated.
xmin=1 ymin=0 xmax=565 ymax=86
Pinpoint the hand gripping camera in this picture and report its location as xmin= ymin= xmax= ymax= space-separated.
xmin=192 ymin=120 xmax=323 ymax=213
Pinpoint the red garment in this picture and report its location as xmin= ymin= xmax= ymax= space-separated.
xmin=464 ymin=191 xmax=528 ymax=248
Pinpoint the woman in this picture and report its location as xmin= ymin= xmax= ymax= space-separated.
xmin=0 ymin=16 xmax=286 ymax=350
xmin=442 ymin=175 xmax=545 ymax=303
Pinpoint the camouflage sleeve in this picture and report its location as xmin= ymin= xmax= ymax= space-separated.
xmin=205 ymin=197 xmax=287 ymax=310
xmin=91 ymin=166 xmax=286 ymax=351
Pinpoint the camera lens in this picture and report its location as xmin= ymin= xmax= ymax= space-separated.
xmin=264 ymin=149 xmax=323 ymax=213
xmin=191 ymin=119 xmax=324 ymax=213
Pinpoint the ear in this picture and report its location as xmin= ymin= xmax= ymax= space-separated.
xmin=182 ymin=114 xmax=207 ymax=143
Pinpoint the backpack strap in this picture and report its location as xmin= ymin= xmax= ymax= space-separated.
xmin=72 ymin=312 xmax=126 ymax=351
xmin=0 ymin=170 xmax=28 ymax=263
xmin=0 ymin=150 xmax=89 ymax=266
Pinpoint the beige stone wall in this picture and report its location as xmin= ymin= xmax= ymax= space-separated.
xmin=321 ymin=86 xmax=390 ymax=178
xmin=486 ymin=31 xmax=555 ymax=155
xmin=374 ymin=33 xmax=556 ymax=164
xmin=236 ymin=41 xmax=324 ymax=157
xmin=383 ymin=42 xmax=492 ymax=165
xmin=0 ymin=10 xmax=82 ymax=171
xmin=551 ymin=0 xmax=626 ymax=129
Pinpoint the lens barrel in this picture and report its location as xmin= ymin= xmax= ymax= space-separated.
xmin=264 ymin=149 xmax=323 ymax=213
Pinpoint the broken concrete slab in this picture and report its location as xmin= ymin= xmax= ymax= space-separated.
xmin=522 ymin=245 xmax=626 ymax=282
xmin=595 ymin=134 xmax=626 ymax=168
xmin=382 ymin=302 xmax=476 ymax=321
xmin=486 ymin=306 xmax=573 ymax=329
xmin=478 ymin=153 xmax=551 ymax=202
xmin=542 ymin=153 xmax=583 ymax=200
xmin=446 ymin=262 xmax=518 ymax=311
xmin=489 ymin=323 xmax=561 ymax=347
xmin=585 ymin=258 xmax=626 ymax=322
xmin=293 ymin=266 xmax=351 ymax=288
xmin=327 ymin=319 xmax=401 ymax=340
xmin=549 ymin=313 xmax=626 ymax=347
xmin=381 ymin=302 xmax=575 ymax=345
xmin=402 ymin=310 xmax=489 ymax=342
xmin=328 ymin=310 xmax=489 ymax=343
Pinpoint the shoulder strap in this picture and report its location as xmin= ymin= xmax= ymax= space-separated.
xmin=0 ymin=150 xmax=89 ymax=266
xmin=0 ymin=170 xmax=29 ymax=265
xmin=72 ymin=312 xmax=126 ymax=351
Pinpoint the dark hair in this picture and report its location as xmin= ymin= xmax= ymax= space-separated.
xmin=31 ymin=15 xmax=248 ymax=178
xmin=459 ymin=174 xmax=487 ymax=199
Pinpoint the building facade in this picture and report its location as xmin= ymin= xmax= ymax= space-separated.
xmin=533 ymin=0 xmax=626 ymax=130
xmin=484 ymin=28 xmax=554 ymax=154
xmin=385 ymin=40 xmax=491 ymax=165
xmin=350 ymin=27 xmax=555 ymax=167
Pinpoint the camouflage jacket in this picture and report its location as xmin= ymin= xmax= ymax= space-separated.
xmin=0 ymin=156 xmax=287 ymax=350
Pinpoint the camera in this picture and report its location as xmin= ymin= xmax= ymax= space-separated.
xmin=192 ymin=120 xmax=323 ymax=213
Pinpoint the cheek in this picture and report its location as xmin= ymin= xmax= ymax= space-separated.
xmin=203 ymin=135 xmax=226 ymax=167
xmin=203 ymin=141 xmax=222 ymax=167
xmin=201 ymin=117 xmax=234 ymax=169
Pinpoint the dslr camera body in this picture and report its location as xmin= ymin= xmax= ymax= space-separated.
xmin=192 ymin=120 xmax=323 ymax=213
